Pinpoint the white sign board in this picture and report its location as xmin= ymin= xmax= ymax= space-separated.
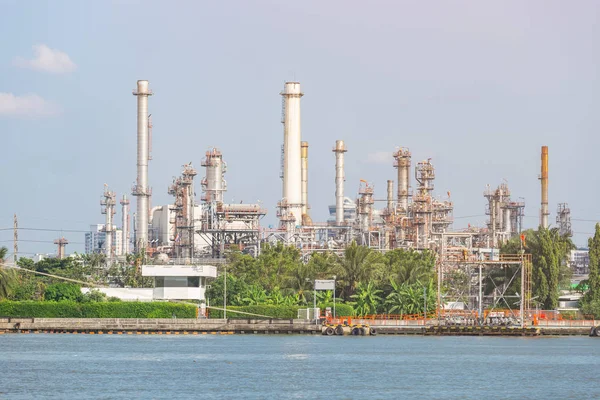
xmin=314 ymin=280 xmax=335 ymax=291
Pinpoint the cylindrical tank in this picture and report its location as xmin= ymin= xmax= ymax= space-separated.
xmin=301 ymin=141 xmax=309 ymax=216
xmin=281 ymin=82 xmax=303 ymax=226
xmin=333 ymin=140 xmax=347 ymax=225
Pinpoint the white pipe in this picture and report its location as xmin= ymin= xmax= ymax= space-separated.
xmin=504 ymin=207 xmax=512 ymax=234
xmin=387 ymin=180 xmax=394 ymax=212
xmin=394 ymin=148 xmax=411 ymax=214
xmin=133 ymin=80 xmax=152 ymax=252
xmin=281 ymin=82 xmax=303 ymax=226
xmin=301 ymin=141 xmax=309 ymax=216
xmin=333 ymin=140 xmax=346 ymax=225
xmin=120 ymin=195 xmax=130 ymax=255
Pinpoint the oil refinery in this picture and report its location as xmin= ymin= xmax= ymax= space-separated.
xmin=81 ymin=80 xmax=571 ymax=266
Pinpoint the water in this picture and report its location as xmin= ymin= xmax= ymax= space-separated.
xmin=0 ymin=334 xmax=597 ymax=399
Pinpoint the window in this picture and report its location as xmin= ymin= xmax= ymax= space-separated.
xmin=187 ymin=277 xmax=200 ymax=287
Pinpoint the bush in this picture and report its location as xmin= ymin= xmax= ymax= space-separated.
xmin=207 ymin=303 xmax=355 ymax=319
xmin=0 ymin=301 xmax=196 ymax=318
xmin=319 ymin=302 xmax=354 ymax=317
xmin=81 ymin=290 xmax=107 ymax=303
xmin=208 ymin=305 xmax=300 ymax=319
xmin=44 ymin=283 xmax=82 ymax=302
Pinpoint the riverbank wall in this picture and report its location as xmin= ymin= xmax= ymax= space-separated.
xmin=0 ymin=318 xmax=595 ymax=336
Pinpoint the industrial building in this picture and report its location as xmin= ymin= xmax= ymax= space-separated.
xmin=96 ymin=80 xmax=568 ymax=264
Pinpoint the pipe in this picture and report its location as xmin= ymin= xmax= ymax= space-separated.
xmin=540 ymin=145 xmax=549 ymax=228
xmin=281 ymin=82 xmax=303 ymax=226
xmin=387 ymin=180 xmax=394 ymax=214
xmin=333 ymin=140 xmax=347 ymax=225
xmin=132 ymin=80 xmax=152 ymax=252
xmin=120 ymin=195 xmax=130 ymax=255
xmin=301 ymin=141 xmax=309 ymax=216
xmin=504 ymin=207 xmax=511 ymax=234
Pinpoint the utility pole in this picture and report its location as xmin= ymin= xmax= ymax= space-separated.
xmin=223 ymin=265 xmax=227 ymax=320
xmin=13 ymin=214 xmax=18 ymax=264
xmin=423 ymin=287 xmax=427 ymax=324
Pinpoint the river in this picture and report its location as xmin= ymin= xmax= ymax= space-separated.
xmin=0 ymin=334 xmax=597 ymax=399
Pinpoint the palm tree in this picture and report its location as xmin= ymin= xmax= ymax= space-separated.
xmin=0 ymin=246 xmax=17 ymax=299
xmin=335 ymin=241 xmax=384 ymax=298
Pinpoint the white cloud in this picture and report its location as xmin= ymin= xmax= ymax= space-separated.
xmin=366 ymin=151 xmax=393 ymax=165
xmin=0 ymin=93 xmax=61 ymax=117
xmin=13 ymin=44 xmax=77 ymax=74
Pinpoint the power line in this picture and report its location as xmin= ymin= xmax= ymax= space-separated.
xmin=0 ymin=239 xmax=84 ymax=245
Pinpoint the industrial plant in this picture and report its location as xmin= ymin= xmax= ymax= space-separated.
xmin=78 ymin=80 xmax=573 ymax=264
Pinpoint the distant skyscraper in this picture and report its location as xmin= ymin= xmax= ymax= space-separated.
xmin=85 ymin=224 xmax=123 ymax=256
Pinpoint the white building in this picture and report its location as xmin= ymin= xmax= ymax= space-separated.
xmin=142 ymin=264 xmax=218 ymax=301
xmin=85 ymin=224 xmax=123 ymax=256
xmin=570 ymin=249 xmax=589 ymax=274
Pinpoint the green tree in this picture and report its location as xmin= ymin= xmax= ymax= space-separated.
xmin=205 ymin=274 xmax=248 ymax=306
xmin=500 ymin=228 xmax=573 ymax=310
xmin=0 ymin=247 xmax=18 ymax=299
xmin=44 ymin=283 xmax=83 ymax=302
xmin=586 ymin=224 xmax=600 ymax=299
xmin=384 ymin=249 xmax=435 ymax=286
xmin=349 ymin=281 xmax=382 ymax=316
xmin=334 ymin=241 xmax=384 ymax=298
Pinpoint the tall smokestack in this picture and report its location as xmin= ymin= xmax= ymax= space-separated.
xmin=540 ymin=145 xmax=549 ymax=228
xmin=280 ymin=82 xmax=303 ymax=226
xmin=132 ymin=80 xmax=152 ymax=252
xmin=301 ymin=141 xmax=309 ymax=216
xmin=393 ymin=148 xmax=411 ymax=214
xmin=333 ymin=140 xmax=347 ymax=225
xmin=120 ymin=195 xmax=130 ymax=255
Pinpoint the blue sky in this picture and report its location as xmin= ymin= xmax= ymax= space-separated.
xmin=0 ymin=0 xmax=598 ymax=255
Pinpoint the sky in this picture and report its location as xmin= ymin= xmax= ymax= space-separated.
xmin=0 ymin=0 xmax=598 ymax=256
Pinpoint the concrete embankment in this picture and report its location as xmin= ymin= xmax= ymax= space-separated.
xmin=0 ymin=318 xmax=321 ymax=335
xmin=0 ymin=318 xmax=594 ymax=336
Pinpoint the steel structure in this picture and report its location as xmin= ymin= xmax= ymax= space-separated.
xmin=200 ymin=203 xmax=267 ymax=258
xmin=100 ymin=185 xmax=117 ymax=260
xmin=484 ymin=182 xmax=525 ymax=247
xmin=132 ymin=80 xmax=153 ymax=253
xmin=556 ymin=203 xmax=572 ymax=237
xmin=54 ymin=237 xmax=69 ymax=259
xmin=168 ymin=163 xmax=197 ymax=259
xmin=437 ymin=232 xmax=532 ymax=327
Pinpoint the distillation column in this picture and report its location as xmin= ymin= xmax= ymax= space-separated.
xmin=132 ymin=80 xmax=153 ymax=252
xmin=201 ymin=148 xmax=227 ymax=203
xmin=540 ymin=146 xmax=549 ymax=228
xmin=101 ymin=185 xmax=117 ymax=259
xmin=280 ymin=82 xmax=303 ymax=226
xmin=301 ymin=141 xmax=309 ymax=217
xmin=333 ymin=140 xmax=347 ymax=225
xmin=393 ymin=148 xmax=411 ymax=214
xmin=120 ymin=195 xmax=130 ymax=255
